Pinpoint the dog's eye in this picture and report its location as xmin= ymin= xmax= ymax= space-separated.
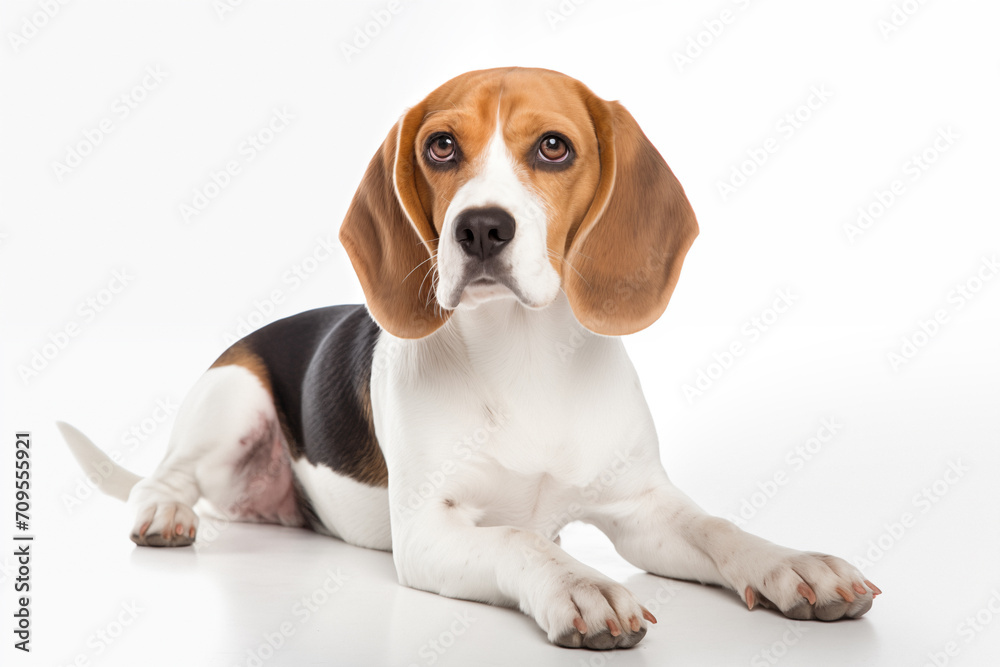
xmin=427 ymin=134 xmax=457 ymax=163
xmin=538 ymin=135 xmax=569 ymax=163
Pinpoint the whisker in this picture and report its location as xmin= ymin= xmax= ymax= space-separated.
xmin=423 ymin=266 xmax=441 ymax=308
xmin=401 ymin=251 xmax=437 ymax=284
xmin=548 ymin=249 xmax=590 ymax=287
xmin=418 ymin=262 xmax=436 ymax=302
xmin=431 ymin=272 xmax=442 ymax=309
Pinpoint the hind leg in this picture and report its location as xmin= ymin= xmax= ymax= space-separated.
xmin=129 ymin=364 xmax=301 ymax=547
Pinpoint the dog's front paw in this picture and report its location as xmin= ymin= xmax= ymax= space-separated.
xmin=532 ymin=573 xmax=654 ymax=649
xmin=738 ymin=550 xmax=880 ymax=621
xmin=130 ymin=501 xmax=198 ymax=547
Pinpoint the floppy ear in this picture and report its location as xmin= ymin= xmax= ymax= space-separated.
xmin=339 ymin=106 xmax=449 ymax=339
xmin=563 ymin=97 xmax=698 ymax=336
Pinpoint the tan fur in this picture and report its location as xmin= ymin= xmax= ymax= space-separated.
xmin=352 ymin=379 xmax=389 ymax=487
xmin=211 ymin=343 xmax=273 ymax=394
xmin=562 ymin=93 xmax=699 ymax=335
xmin=338 ymin=113 xmax=448 ymax=339
xmin=339 ymin=67 xmax=698 ymax=338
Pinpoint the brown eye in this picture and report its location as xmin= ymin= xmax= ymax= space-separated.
xmin=538 ymin=135 xmax=568 ymax=162
xmin=428 ymin=134 xmax=456 ymax=162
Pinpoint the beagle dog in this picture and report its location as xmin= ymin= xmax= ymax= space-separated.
xmin=60 ymin=67 xmax=879 ymax=649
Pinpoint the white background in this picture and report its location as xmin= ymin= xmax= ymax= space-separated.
xmin=2 ymin=1 xmax=999 ymax=665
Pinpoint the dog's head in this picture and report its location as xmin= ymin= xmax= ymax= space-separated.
xmin=339 ymin=67 xmax=698 ymax=338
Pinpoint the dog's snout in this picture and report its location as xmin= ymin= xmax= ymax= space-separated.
xmin=455 ymin=207 xmax=515 ymax=260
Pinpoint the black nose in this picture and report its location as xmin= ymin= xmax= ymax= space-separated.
xmin=454 ymin=207 xmax=516 ymax=260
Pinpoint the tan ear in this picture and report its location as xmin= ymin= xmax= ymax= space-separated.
xmin=563 ymin=97 xmax=698 ymax=336
xmin=339 ymin=107 xmax=449 ymax=339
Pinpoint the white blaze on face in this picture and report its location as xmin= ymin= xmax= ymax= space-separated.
xmin=435 ymin=115 xmax=561 ymax=310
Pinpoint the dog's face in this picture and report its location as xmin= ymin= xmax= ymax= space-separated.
xmin=412 ymin=70 xmax=601 ymax=311
xmin=340 ymin=67 xmax=698 ymax=338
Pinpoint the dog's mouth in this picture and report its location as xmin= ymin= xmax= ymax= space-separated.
xmin=439 ymin=269 xmax=525 ymax=310
xmin=438 ymin=252 xmax=561 ymax=311
xmin=456 ymin=274 xmax=516 ymax=306
xmin=468 ymin=277 xmax=500 ymax=288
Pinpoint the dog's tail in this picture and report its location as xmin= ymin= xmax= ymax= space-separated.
xmin=56 ymin=421 xmax=142 ymax=502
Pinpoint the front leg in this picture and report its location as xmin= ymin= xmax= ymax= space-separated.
xmin=592 ymin=471 xmax=881 ymax=620
xmin=392 ymin=503 xmax=655 ymax=649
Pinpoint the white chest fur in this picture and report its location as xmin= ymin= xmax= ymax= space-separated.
xmin=370 ymin=294 xmax=661 ymax=539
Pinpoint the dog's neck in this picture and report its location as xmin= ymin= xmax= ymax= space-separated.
xmin=440 ymin=291 xmax=607 ymax=381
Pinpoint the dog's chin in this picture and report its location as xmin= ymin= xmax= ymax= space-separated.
xmin=442 ymin=277 xmax=555 ymax=311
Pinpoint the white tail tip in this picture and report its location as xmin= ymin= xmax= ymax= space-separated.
xmin=56 ymin=421 xmax=142 ymax=502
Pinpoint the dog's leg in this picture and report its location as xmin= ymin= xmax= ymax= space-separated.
xmin=128 ymin=364 xmax=299 ymax=546
xmin=592 ymin=471 xmax=879 ymax=620
xmin=393 ymin=505 xmax=653 ymax=649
